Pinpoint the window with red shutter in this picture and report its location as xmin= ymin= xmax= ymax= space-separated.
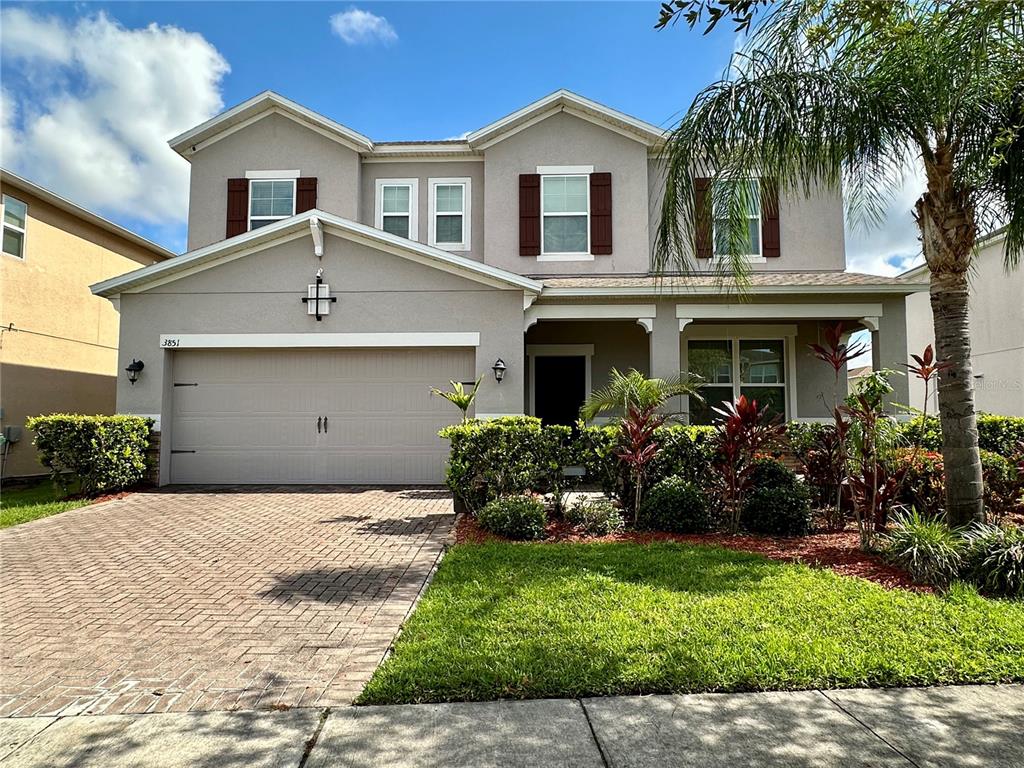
xmin=590 ymin=172 xmax=612 ymax=255
xmin=226 ymin=178 xmax=249 ymax=238
xmin=519 ymin=174 xmax=541 ymax=256
xmin=694 ymin=177 xmax=712 ymax=258
xmin=296 ymin=178 xmax=317 ymax=213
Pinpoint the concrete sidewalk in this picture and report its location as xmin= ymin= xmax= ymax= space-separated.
xmin=2 ymin=685 xmax=1021 ymax=767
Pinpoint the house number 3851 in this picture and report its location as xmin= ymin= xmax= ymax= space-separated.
xmin=161 ymin=338 xmax=181 ymax=348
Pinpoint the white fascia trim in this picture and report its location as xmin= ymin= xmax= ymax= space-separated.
xmin=675 ymin=303 xmax=883 ymax=320
xmin=710 ymin=255 xmax=767 ymax=265
xmin=363 ymin=155 xmax=484 ymax=164
xmin=537 ymin=165 xmax=594 ymax=175
xmin=246 ymin=169 xmax=300 ymax=179
xmin=158 ymin=332 xmax=480 ymax=349
xmin=427 ymin=177 xmax=472 ymax=252
xmin=374 ymin=178 xmax=419 ymax=241
xmin=536 ymin=253 xmax=595 ymax=263
xmin=539 ymin=284 xmax=925 ymax=298
xmin=526 ymin=303 xmax=656 ymax=331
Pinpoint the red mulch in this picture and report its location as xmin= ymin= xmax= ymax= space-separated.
xmin=454 ymin=514 xmax=932 ymax=594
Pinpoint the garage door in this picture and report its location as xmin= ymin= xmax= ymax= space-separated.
xmin=169 ymin=347 xmax=474 ymax=484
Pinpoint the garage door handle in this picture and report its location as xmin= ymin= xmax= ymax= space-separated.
xmin=317 ymin=416 xmax=322 ymax=434
xmin=323 ymin=416 xmax=328 ymax=433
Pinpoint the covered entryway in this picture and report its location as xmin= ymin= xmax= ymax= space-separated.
xmin=170 ymin=347 xmax=474 ymax=484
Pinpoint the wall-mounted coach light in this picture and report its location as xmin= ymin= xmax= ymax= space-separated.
xmin=125 ymin=359 xmax=145 ymax=385
xmin=492 ymin=358 xmax=507 ymax=383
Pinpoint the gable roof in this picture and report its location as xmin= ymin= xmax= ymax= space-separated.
xmin=1 ymin=169 xmax=174 ymax=261
xmin=169 ymin=92 xmax=375 ymax=157
xmin=90 ymin=209 xmax=542 ymax=297
xmin=466 ymin=90 xmax=666 ymax=149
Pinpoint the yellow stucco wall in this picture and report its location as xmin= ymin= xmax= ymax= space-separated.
xmin=1 ymin=179 xmax=166 ymax=477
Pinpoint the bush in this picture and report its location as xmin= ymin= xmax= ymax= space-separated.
xmin=748 ymin=457 xmax=798 ymax=491
xmin=26 ymin=414 xmax=152 ymax=496
xmin=741 ymin=483 xmax=813 ymax=536
xmin=890 ymin=448 xmax=945 ymax=515
xmin=980 ymin=449 xmax=1020 ymax=517
xmin=440 ymin=417 xmax=572 ymax=513
xmin=900 ymin=413 xmax=1024 ymax=456
xmin=564 ymin=497 xmax=625 ymax=536
xmin=477 ymin=495 xmax=548 ymax=541
xmin=963 ymin=523 xmax=1024 ymax=599
xmin=882 ymin=510 xmax=965 ymax=590
xmin=637 ymin=476 xmax=714 ymax=533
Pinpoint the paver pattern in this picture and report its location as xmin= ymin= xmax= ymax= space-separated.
xmin=0 ymin=486 xmax=454 ymax=718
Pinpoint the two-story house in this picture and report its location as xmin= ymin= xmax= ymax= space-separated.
xmin=1 ymin=169 xmax=172 ymax=479
xmin=92 ymin=90 xmax=925 ymax=485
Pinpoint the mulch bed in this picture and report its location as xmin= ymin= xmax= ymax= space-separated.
xmin=454 ymin=514 xmax=931 ymax=594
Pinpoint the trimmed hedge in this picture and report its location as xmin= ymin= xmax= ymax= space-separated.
xmin=26 ymin=414 xmax=152 ymax=496
xmin=477 ymin=495 xmax=547 ymax=541
xmin=638 ymin=476 xmax=714 ymax=533
xmin=899 ymin=413 xmax=1024 ymax=456
xmin=741 ymin=459 xmax=813 ymax=536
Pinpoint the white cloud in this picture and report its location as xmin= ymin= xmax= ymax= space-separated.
xmin=0 ymin=9 xmax=229 ymax=226
xmin=329 ymin=8 xmax=397 ymax=46
xmin=844 ymin=160 xmax=926 ymax=276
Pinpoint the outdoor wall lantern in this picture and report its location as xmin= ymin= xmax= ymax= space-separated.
xmin=125 ymin=359 xmax=145 ymax=385
xmin=492 ymin=358 xmax=507 ymax=383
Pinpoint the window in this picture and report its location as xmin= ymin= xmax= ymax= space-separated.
xmin=712 ymin=178 xmax=761 ymax=257
xmin=687 ymin=337 xmax=786 ymax=424
xmin=2 ymin=195 xmax=27 ymax=259
xmin=428 ymin=178 xmax=470 ymax=250
xmin=541 ymin=175 xmax=589 ymax=255
xmin=376 ymin=180 xmax=417 ymax=240
xmin=249 ymin=180 xmax=295 ymax=230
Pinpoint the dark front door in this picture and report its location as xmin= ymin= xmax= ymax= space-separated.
xmin=534 ymin=356 xmax=586 ymax=426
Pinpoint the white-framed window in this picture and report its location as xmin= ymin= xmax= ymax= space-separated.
xmin=540 ymin=173 xmax=590 ymax=257
xmin=2 ymin=195 xmax=28 ymax=259
xmin=687 ymin=336 xmax=786 ymax=424
xmin=428 ymin=177 xmax=470 ymax=251
xmin=712 ymin=177 xmax=762 ymax=259
xmin=375 ymin=178 xmax=418 ymax=240
xmin=248 ymin=179 xmax=295 ymax=230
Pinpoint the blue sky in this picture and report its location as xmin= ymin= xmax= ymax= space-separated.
xmin=1 ymin=1 xmax=923 ymax=280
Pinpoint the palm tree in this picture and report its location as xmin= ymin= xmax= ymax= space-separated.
xmin=581 ymin=368 xmax=701 ymax=422
xmin=655 ymin=1 xmax=1023 ymax=526
xmin=430 ymin=376 xmax=482 ymax=423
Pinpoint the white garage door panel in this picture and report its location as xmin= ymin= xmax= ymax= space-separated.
xmin=170 ymin=348 xmax=474 ymax=484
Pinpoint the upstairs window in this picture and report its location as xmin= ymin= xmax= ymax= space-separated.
xmin=249 ymin=180 xmax=295 ymax=230
xmin=541 ymin=174 xmax=589 ymax=254
xmin=429 ymin=178 xmax=470 ymax=251
xmin=375 ymin=179 xmax=418 ymax=240
xmin=2 ymin=195 xmax=27 ymax=259
xmin=712 ymin=178 xmax=761 ymax=257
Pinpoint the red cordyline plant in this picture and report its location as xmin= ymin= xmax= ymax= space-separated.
xmin=904 ymin=344 xmax=954 ymax=451
xmin=615 ymin=404 xmax=665 ymax=520
xmin=712 ymin=395 xmax=787 ymax=534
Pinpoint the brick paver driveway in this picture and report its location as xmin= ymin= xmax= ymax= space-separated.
xmin=0 ymin=487 xmax=454 ymax=718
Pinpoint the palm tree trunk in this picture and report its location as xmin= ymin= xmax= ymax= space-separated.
xmin=928 ymin=271 xmax=984 ymax=525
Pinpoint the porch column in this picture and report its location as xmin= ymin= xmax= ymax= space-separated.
xmin=873 ymin=297 xmax=910 ymax=410
xmin=649 ymin=307 xmax=682 ymax=413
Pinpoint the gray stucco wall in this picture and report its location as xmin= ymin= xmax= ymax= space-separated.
xmin=186 ymin=113 xmax=362 ymax=250
xmin=114 ymin=232 xmax=526 ymax=478
xmin=483 ymin=111 xmax=651 ymax=276
xmin=358 ymin=161 xmax=485 ymax=261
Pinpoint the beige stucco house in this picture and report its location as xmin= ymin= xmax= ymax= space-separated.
xmin=1 ymin=170 xmax=173 ymax=479
xmin=904 ymin=229 xmax=1024 ymax=416
xmin=92 ymin=90 xmax=925 ymax=486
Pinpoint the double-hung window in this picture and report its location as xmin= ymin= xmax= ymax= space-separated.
xmin=249 ymin=180 xmax=295 ymax=230
xmin=376 ymin=179 xmax=418 ymax=240
xmin=541 ymin=173 xmax=589 ymax=256
xmin=428 ymin=178 xmax=470 ymax=251
xmin=687 ymin=337 xmax=787 ymax=424
xmin=2 ymin=195 xmax=27 ymax=259
xmin=712 ymin=178 xmax=761 ymax=258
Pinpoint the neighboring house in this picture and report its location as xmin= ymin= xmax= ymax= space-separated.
xmin=92 ymin=90 xmax=925 ymax=485
xmin=1 ymin=170 xmax=173 ymax=479
xmin=904 ymin=228 xmax=1024 ymax=416
xmin=848 ymin=365 xmax=873 ymax=392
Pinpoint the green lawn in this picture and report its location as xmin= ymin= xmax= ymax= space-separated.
xmin=359 ymin=541 xmax=1024 ymax=705
xmin=1 ymin=480 xmax=90 ymax=529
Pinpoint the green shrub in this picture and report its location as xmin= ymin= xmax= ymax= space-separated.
xmin=26 ymin=414 xmax=152 ymax=496
xmin=748 ymin=457 xmax=798 ymax=491
xmin=900 ymin=414 xmax=1024 ymax=456
xmin=741 ymin=483 xmax=813 ymax=536
xmin=882 ymin=510 xmax=965 ymax=590
xmin=889 ymin=448 xmax=945 ymax=515
xmin=963 ymin=523 xmax=1024 ymax=599
xmin=638 ymin=476 xmax=714 ymax=533
xmin=477 ymin=495 xmax=547 ymax=541
xmin=564 ymin=496 xmax=625 ymax=536
xmin=980 ymin=449 xmax=1019 ymax=517
xmin=440 ymin=417 xmax=572 ymax=513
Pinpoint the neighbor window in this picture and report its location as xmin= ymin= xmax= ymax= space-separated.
xmin=541 ymin=175 xmax=589 ymax=254
xmin=249 ymin=180 xmax=295 ymax=230
xmin=429 ymin=178 xmax=470 ymax=250
xmin=712 ymin=178 xmax=761 ymax=257
xmin=687 ymin=337 xmax=786 ymax=424
xmin=2 ymin=195 xmax=27 ymax=259
xmin=375 ymin=179 xmax=418 ymax=240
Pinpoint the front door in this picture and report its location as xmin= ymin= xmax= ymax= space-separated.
xmin=533 ymin=356 xmax=587 ymax=426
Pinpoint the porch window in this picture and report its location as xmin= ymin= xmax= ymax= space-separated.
xmin=713 ymin=178 xmax=761 ymax=257
xmin=249 ymin=180 xmax=295 ymax=230
xmin=687 ymin=337 xmax=786 ymax=424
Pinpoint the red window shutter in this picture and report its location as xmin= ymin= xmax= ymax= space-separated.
xmin=296 ymin=177 xmax=317 ymax=213
xmin=519 ymin=174 xmax=541 ymax=256
xmin=590 ymin=172 xmax=612 ymax=255
xmin=226 ymin=178 xmax=249 ymax=238
xmin=694 ymin=177 xmax=712 ymax=258
xmin=761 ymin=178 xmax=780 ymax=257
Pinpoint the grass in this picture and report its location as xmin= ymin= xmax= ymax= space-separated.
xmin=1 ymin=479 xmax=90 ymax=529
xmin=359 ymin=541 xmax=1024 ymax=704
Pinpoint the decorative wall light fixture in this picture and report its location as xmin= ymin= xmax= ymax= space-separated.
xmin=492 ymin=358 xmax=507 ymax=383
xmin=125 ymin=359 xmax=145 ymax=385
